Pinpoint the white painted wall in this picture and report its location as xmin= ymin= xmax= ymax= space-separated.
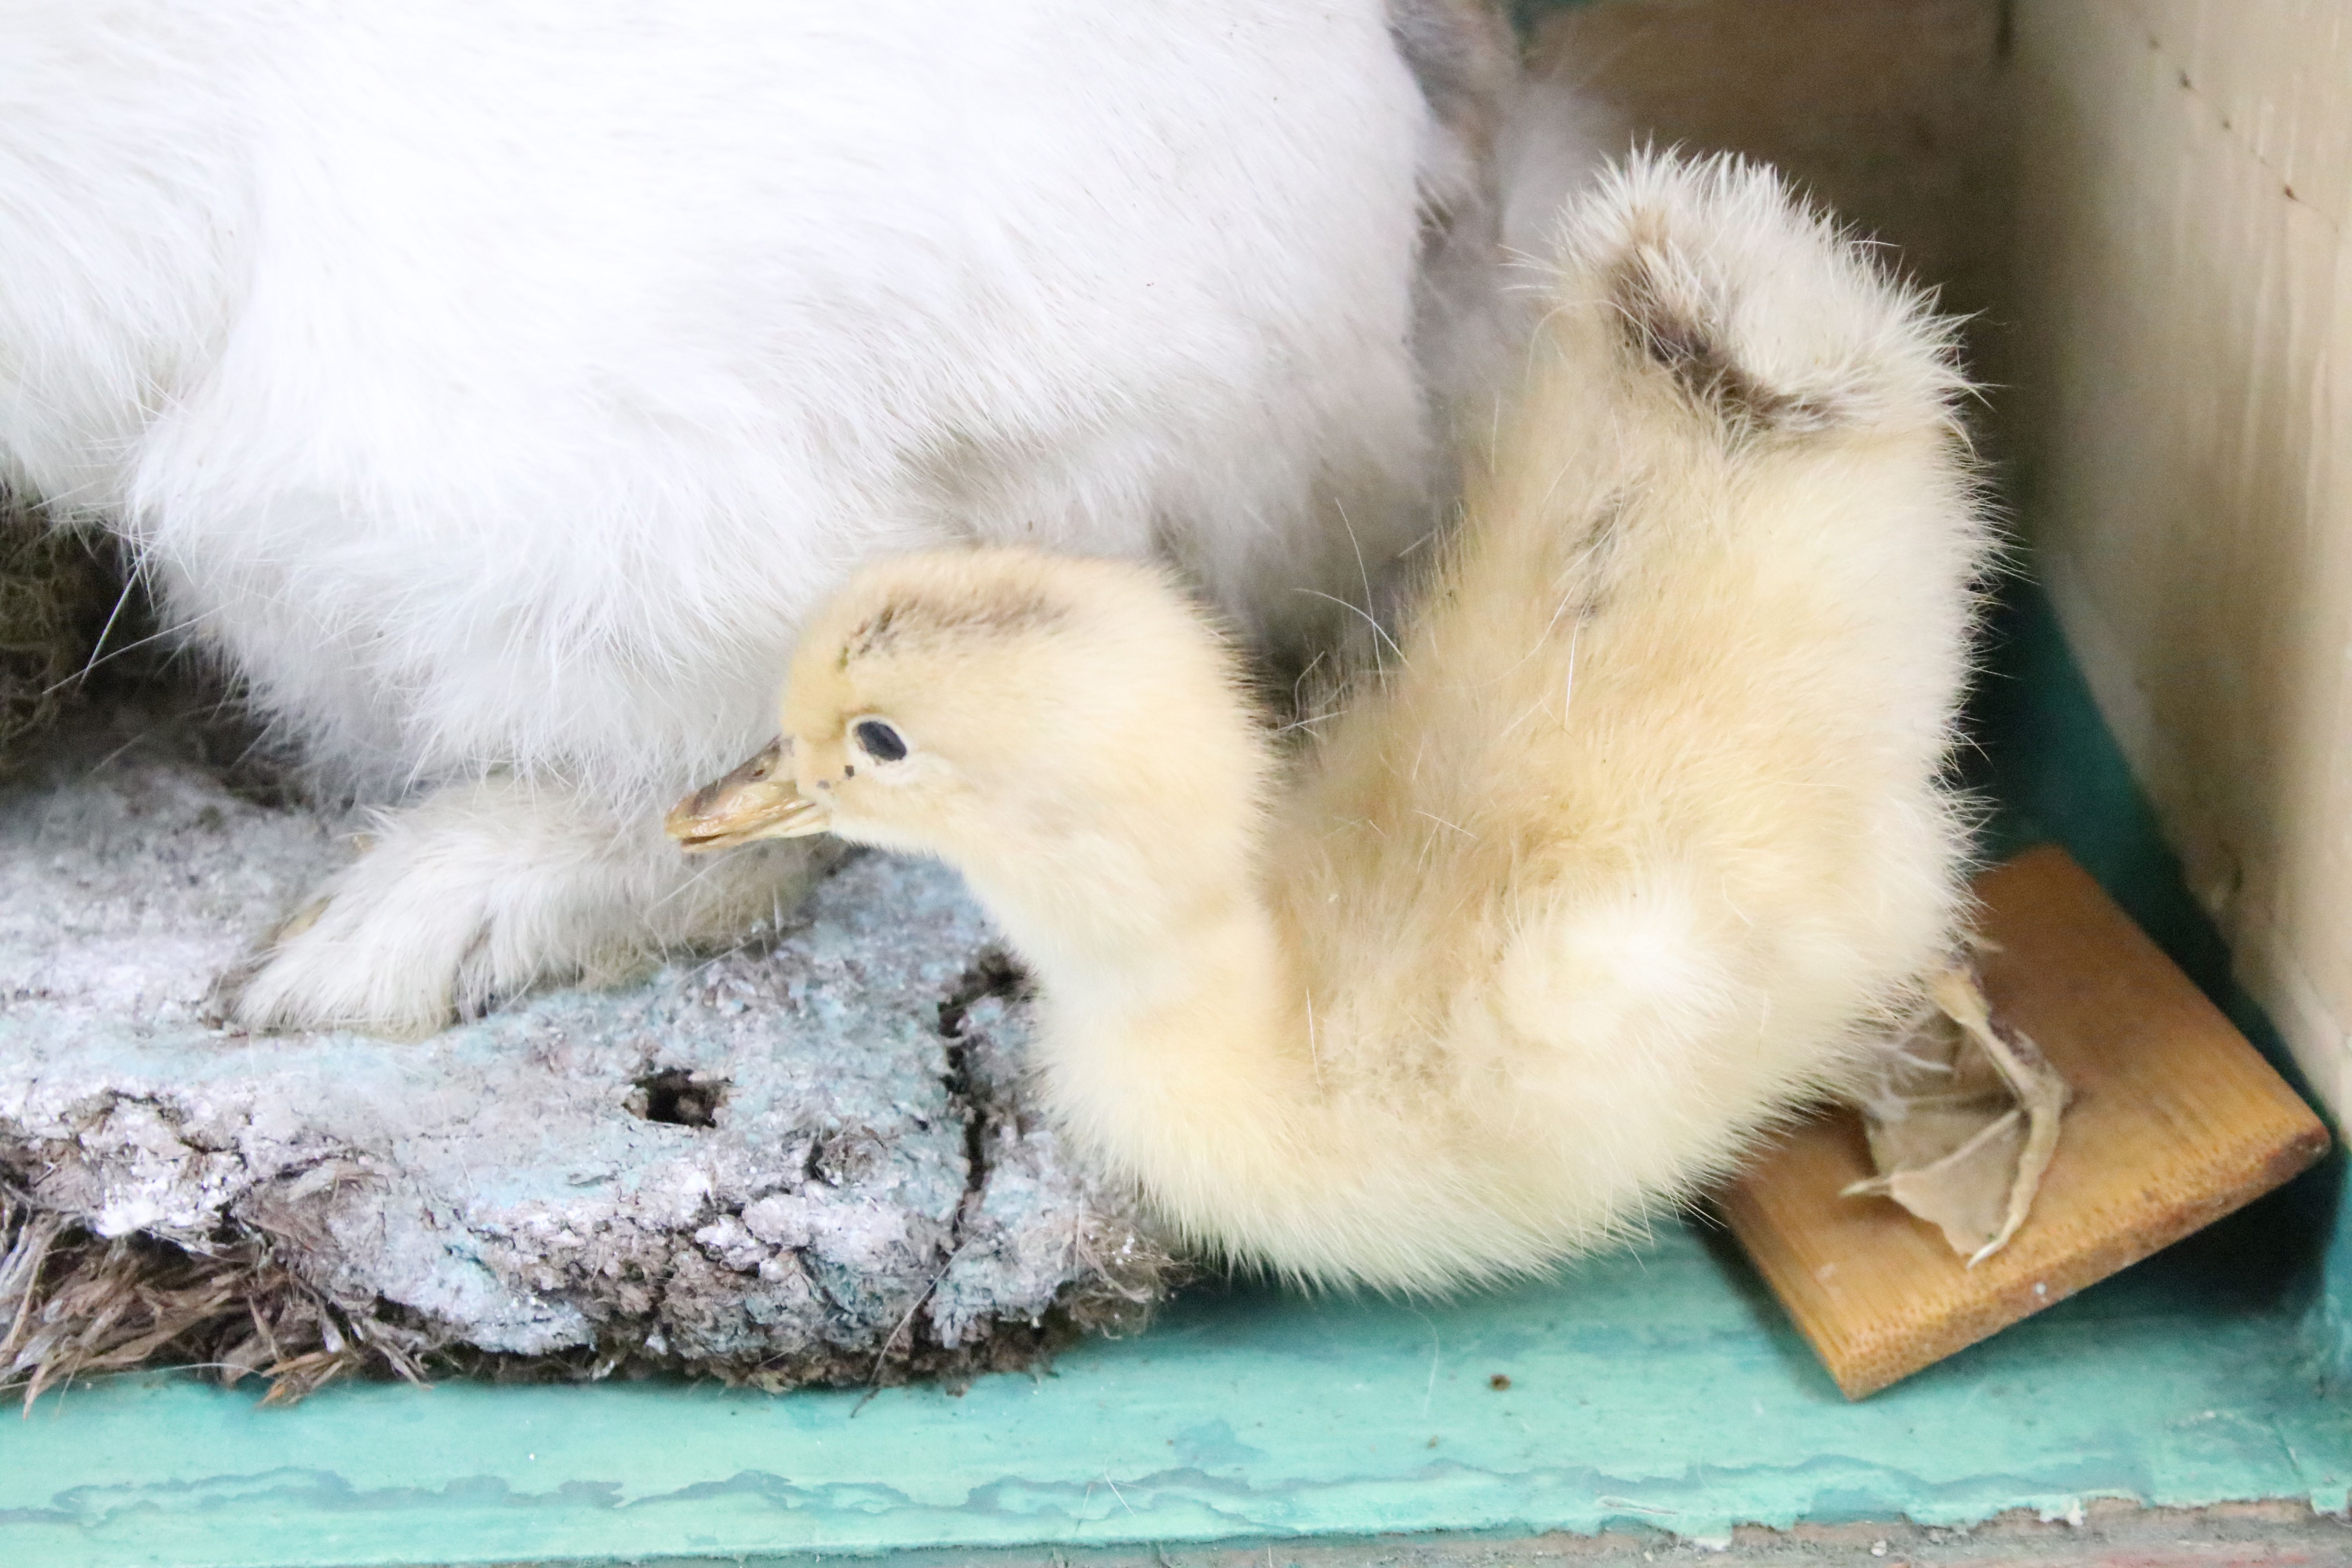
xmin=2009 ymin=0 xmax=2352 ymax=1113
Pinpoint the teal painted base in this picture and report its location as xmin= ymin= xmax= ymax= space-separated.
xmin=5 ymin=580 xmax=2347 ymax=1566
xmin=2 ymin=1213 xmax=2343 ymax=1566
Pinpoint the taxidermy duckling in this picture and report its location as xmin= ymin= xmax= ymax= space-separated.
xmin=670 ymin=153 xmax=1988 ymax=1291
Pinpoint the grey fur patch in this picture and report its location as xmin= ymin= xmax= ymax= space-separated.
xmin=1388 ymin=0 xmax=1516 ymax=434
xmin=1388 ymin=0 xmax=1515 ymax=173
xmin=1610 ymin=249 xmax=1843 ymax=434
xmin=846 ymin=589 xmax=1067 ymax=665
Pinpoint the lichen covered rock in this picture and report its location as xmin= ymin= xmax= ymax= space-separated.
xmin=0 ymin=701 xmax=1168 ymax=1402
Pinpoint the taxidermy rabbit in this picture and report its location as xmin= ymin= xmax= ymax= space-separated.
xmin=0 ymin=0 xmax=1602 ymax=1035
xmin=668 ymin=154 xmax=1989 ymax=1287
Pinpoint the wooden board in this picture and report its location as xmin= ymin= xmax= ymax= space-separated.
xmin=1719 ymin=844 xmax=2331 ymax=1399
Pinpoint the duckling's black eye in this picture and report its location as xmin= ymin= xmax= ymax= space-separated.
xmin=853 ymin=719 xmax=908 ymax=763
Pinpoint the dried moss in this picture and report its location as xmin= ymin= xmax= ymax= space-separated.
xmin=0 ymin=500 xmax=120 ymax=760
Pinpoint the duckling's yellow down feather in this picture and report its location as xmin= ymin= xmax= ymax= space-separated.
xmin=687 ymin=152 xmax=1989 ymax=1291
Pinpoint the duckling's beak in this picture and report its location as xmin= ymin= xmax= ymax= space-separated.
xmin=665 ymin=739 xmax=829 ymax=852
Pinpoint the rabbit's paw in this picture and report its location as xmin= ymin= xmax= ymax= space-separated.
xmin=224 ymin=778 xmax=821 ymax=1037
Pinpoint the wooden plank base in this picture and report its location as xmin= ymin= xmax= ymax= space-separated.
xmin=1719 ymin=845 xmax=2331 ymax=1399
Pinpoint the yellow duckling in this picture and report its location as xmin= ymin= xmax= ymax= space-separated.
xmin=669 ymin=154 xmax=1988 ymax=1291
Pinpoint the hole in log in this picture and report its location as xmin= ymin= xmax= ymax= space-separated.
xmin=626 ymin=1067 xmax=728 ymax=1129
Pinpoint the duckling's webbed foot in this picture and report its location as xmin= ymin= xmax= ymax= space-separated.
xmin=222 ymin=776 xmax=828 ymax=1038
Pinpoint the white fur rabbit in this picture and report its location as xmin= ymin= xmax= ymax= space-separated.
xmin=0 ymin=0 xmax=1597 ymax=1034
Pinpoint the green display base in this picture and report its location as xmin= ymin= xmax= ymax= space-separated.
xmin=1 ymin=1200 xmax=2340 ymax=1565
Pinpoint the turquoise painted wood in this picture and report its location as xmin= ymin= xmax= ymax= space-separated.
xmin=2 ymin=577 xmax=2348 ymax=1563
xmin=0 ymin=1214 xmax=2344 ymax=1566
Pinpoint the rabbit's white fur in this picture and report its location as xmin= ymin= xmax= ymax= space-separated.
xmin=0 ymin=1 xmax=1584 ymax=1033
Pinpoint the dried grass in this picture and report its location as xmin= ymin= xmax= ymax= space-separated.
xmin=0 ymin=1186 xmax=428 ymax=1410
xmin=0 ymin=1186 xmax=1171 ymax=1410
